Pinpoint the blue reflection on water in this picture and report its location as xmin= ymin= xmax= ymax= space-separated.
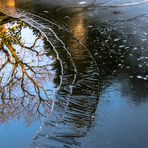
xmin=0 ymin=120 xmax=40 ymax=148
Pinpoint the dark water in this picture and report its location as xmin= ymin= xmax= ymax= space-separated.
xmin=0 ymin=0 xmax=148 ymax=148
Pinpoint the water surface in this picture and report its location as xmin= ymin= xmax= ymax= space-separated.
xmin=0 ymin=0 xmax=148 ymax=148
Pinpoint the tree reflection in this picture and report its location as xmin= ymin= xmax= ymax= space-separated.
xmin=0 ymin=14 xmax=58 ymax=125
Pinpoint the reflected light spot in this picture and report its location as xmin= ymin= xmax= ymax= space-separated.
xmin=79 ymin=1 xmax=87 ymax=5
xmin=69 ymin=13 xmax=88 ymax=60
xmin=7 ymin=0 xmax=15 ymax=7
xmin=74 ymin=23 xmax=85 ymax=41
xmin=72 ymin=14 xmax=87 ymax=43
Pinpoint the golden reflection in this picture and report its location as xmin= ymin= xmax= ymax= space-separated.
xmin=7 ymin=0 xmax=15 ymax=7
xmin=68 ymin=12 xmax=88 ymax=62
xmin=0 ymin=0 xmax=16 ymax=15
xmin=0 ymin=0 xmax=15 ymax=8
xmin=71 ymin=13 xmax=87 ymax=44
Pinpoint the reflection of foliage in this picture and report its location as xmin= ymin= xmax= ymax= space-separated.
xmin=0 ymin=15 xmax=56 ymax=124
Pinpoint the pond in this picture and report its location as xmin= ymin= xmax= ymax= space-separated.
xmin=0 ymin=0 xmax=148 ymax=148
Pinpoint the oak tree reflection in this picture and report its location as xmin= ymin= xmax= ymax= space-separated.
xmin=0 ymin=16 xmax=56 ymax=124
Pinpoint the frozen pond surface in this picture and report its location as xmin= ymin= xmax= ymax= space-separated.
xmin=0 ymin=0 xmax=148 ymax=148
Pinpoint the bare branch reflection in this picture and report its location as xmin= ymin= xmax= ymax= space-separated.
xmin=0 ymin=16 xmax=57 ymax=125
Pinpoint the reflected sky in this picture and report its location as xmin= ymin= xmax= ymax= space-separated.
xmin=83 ymin=77 xmax=148 ymax=148
xmin=0 ymin=120 xmax=40 ymax=148
xmin=0 ymin=15 xmax=60 ymax=125
xmin=0 ymin=13 xmax=62 ymax=148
